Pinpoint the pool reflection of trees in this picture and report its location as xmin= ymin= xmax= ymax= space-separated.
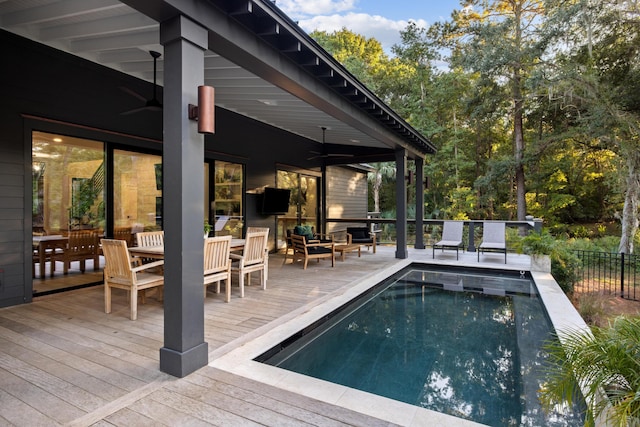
xmin=271 ymin=269 xmax=584 ymax=426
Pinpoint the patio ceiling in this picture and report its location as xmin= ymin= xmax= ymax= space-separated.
xmin=0 ymin=0 xmax=435 ymax=160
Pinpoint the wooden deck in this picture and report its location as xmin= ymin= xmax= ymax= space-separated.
xmin=0 ymin=246 xmax=532 ymax=426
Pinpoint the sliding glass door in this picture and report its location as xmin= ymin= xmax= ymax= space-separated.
xmin=209 ymin=160 xmax=244 ymax=238
xmin=32 ymin=131 xmax=105 ymax=293
xmin=112 ymin=150 xmax=163 ymax=246
xmin=276 ymin=170 xmax=318 ymax=249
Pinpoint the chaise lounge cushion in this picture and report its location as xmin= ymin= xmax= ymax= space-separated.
xmin=307 ymin=246 xmax=333 ymax=255
xmin=346 ymin=227 xmax=372 ymax=243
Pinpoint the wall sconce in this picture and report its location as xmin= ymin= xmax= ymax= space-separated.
xmin=188 ymin=85 xmax=215 ymax=134
xmin=405 ymin=170 xmax=414 ymax=185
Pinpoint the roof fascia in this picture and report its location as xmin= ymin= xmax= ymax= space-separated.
xmin=121 ymin=0 xmax=435 ymax=158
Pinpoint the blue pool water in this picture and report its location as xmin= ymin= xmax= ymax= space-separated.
xmin=257 ymin=266 xmax=585 ymax=426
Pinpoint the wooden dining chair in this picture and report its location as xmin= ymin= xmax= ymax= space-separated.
xmin=230 ymin=230 xmax=269 ymax=298
xmin=246 ymin=226 xmax=270 ymax=280
xmin=101 ymin=239 xmax=164 ymax=320
xmin=135 ymin=230 xmax=164 ymax=247
xmin=113 ymin=226 xmax=133 ymax=246
xmin=204 ymin=235 xmax=232 ymax=302
xmin=51 ymin=230 xmax=100 ymax=274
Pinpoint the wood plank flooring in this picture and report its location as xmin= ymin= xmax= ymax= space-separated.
xmin=0 ymin=246 xmax=530 ymax=426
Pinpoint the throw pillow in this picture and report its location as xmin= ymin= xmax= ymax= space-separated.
xmin=294 ymin=225 xmax=314 ymax=241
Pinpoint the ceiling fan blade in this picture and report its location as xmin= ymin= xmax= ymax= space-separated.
xmin=307 ymin=153 xmax=354 ymax=160
xmin=120 ymin=106 xmax=151 ymax=115
xmin=119 ymin=86 xmax=147 ymax=102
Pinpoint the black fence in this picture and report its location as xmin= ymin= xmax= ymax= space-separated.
xmin=573 ymin=250 xmax=640 ymax=301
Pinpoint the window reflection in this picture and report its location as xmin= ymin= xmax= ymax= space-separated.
xmin=32 ymin=131 xmax=105 ymax=235
xmin=113 ymin=150 xmax=162 ymax=245
xmin=212 ymin=160 xmax=243 ymax=238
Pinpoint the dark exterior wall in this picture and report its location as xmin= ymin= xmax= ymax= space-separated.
xmin=0 ymin=29 xmax=325 ymax=308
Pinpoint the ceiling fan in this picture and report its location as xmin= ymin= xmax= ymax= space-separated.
xmin=307 ymin=127 xmax=355 ymax=160
xmin=120 ymin=50 xmax=162 ymax=115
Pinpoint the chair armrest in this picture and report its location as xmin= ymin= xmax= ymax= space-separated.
xmin=314 ymin=233 xmax=333 ymax=242
xmin=132 ymin=259 xmax=164 ymax=273
xmin=229 ymin=253 xmax=243 ymax=261
xmin=306 ymin=242 xmax=335 ymax=249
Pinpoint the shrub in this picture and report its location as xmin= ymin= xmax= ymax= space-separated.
xmin=521 ymin=231 xmax=581 ymax=294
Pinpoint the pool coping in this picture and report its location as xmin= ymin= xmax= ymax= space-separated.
xmin=209 ymin=259 xmax=589 ymax=427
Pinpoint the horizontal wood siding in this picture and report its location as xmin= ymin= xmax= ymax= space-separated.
xmin=326 ymin=166 xmax=368 ymax=233
xmin=0 ymin=132 xmax=26 ymax=307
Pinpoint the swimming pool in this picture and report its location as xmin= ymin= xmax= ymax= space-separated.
xmin=255 ymin=266 xmax=585 ymax=426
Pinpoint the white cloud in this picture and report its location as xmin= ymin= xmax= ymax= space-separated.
xmin=276 ymin=0 xmax=357 ymax=16
xmin=275 ymin=0 xmax=428 ymax=54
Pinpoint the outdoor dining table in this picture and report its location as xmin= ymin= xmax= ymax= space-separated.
xmin=128 ymin=238 xmax=245 ymax=260
xmin=33 ymin=235 xmax=68 ymax=278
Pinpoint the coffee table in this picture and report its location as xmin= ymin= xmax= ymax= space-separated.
xmin=335 ymin=243 xmax=361 ymax=261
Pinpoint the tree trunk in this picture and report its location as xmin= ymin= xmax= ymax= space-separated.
xmin=513 ymin=1 xmax=527 ymax=223
xmin=619 ymin=150 xmax=640 ymax=254
xmin=373 ymin=172 xmax=381 ymax=214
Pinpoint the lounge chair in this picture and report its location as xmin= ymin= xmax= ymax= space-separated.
xmin=285 ymin=225 xmax=332 ymax=264
xmin=477 ymin=221 xmax=507 ymax=263
xmin=433 ymin=221 xmax=464 ymax=260
xmin=290 ymin=234 xmax=335 ymax=269
xmin=346 ymin=227 xmax=376 ymax=253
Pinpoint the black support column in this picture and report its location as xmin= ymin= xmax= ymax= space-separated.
xmin=159 ymin=16 xmax=209 ymax=377
xmin=414 ymin=156 xmax=425 ymax=249
xmin=395 ymin=149 xmax=408 ymax=259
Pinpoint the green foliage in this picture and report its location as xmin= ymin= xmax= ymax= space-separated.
xmin=519 ymin=231 xmax=581 ymax=293
xmin=541 ymin=317 xmax=640 ymax=426
xmin=310 ymin=3 xmax=640 ymax=242
xmin=521 ymin=231 xmax=558 ymax=256
xmin=574 ymin=293 xmax=608 ymax=327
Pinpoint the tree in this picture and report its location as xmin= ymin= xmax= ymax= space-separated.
xmin=310 ymin=28 xmax=389 ymax=92
xmin=541 ymin=0 xmax=640 ymax=252
xmin=444 ymin=0 xmax=547 ymax=221
xmin=367 ymin=162 xmax=396 ymax=214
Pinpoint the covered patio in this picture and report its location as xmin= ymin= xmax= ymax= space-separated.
xmin=0 ymin=247 xmax=539 ymax=426
xmin=0 ymin=0 xmax=435 ymax=377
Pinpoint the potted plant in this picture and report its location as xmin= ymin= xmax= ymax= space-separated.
xmin=521 ymin=231 xmax=556 ymax=272
xmin=204 ymin=220 xmax=211 ymax=238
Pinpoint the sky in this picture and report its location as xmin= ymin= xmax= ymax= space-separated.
xmin=276 ymin=0 xmax=463 ymax=54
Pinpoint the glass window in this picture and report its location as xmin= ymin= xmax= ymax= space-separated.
xmin=32 ymin=132 xmax=105 ymax=235
xmin=212 ymin=161 xmax=243 ymax=238
xmin=277 ymin=170 xmax=318 ymax=249
xmin=113 ymin=150 xmax=163 ymax=245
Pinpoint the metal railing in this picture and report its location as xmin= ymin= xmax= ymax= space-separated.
xmin=326 ymin=218 xmax=542 ymax=250
xmin=573 ymin=250 xmax=640 ymax=301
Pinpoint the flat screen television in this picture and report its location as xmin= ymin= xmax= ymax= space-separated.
xmin=261 ymin=187 xmax=291 ymax=215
